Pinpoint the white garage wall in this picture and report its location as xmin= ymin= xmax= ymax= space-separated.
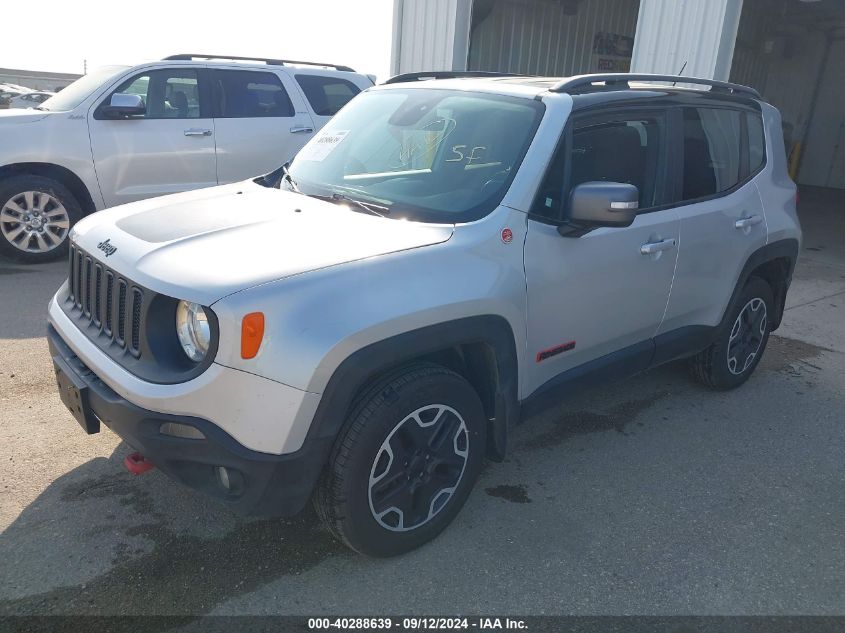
xmin=391 ymin=0 xmax=474 ymax=75
xmin=630 ymin=0 xmax=743 ymax=80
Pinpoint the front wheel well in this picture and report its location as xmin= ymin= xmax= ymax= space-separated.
xmin=346 ymin=343 xmax=500 ymax=437
xmin=309 ymin=317 xmax=521 ymax=463
xmin=0 ymin=163 xmax=96 ymax=215
xmin=412 ymin=343 xmax=500 ymax=423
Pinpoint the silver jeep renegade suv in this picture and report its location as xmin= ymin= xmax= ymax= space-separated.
xmin=48 ymin=73 xmax=801 ymax=556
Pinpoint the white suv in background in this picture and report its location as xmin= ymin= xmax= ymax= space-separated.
xmin=0 ymin=54 xmax=373 ymax=262
xmin=8 ymin=91 xmax=55 ymax=109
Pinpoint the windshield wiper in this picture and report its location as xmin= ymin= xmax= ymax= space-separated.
xmin=280 ymin=162 xmax=300 ymax=193
xmin=260 ymin=162 xmax=302 ymax=191
xmin=331 ymin=193 xmax=390 ymax=217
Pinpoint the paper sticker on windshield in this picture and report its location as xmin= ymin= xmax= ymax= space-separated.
xmin=299 ymin=130 xmax=350 ymax=162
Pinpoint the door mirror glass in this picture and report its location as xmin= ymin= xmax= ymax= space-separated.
xmin=567 ymin=181 xmax=638 ymax=229
xmin=101 ymin=93 xmax=145 ymax=118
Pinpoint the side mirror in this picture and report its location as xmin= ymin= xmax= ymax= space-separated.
xmin=101 ymin=93 xmax=145 ymax=119
xmin=560 ymin=181 xmax=639 ymax=235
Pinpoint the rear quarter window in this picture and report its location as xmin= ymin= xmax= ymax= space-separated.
xmin=295 ymin=74 xmax=361 ymax=116
xmin=747 ymin=111 xmax=766 ymax=174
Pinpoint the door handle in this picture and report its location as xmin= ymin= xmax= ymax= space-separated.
xmin=290 ymin=125 xmax=314 ymax=134
xmin=184 ymin=128 xmax=212 ymax=137
xmin=640 ymin=238 xmax=676 ymax=255
xmin=735 ymin=215 xmax=763 ymax=229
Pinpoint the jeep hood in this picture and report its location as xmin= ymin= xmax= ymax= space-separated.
xmin=70 ymin=182 xmax=454 ymax=305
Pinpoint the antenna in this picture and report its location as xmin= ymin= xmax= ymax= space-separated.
xmin=672 ymin=61 xmax=687 ymax=86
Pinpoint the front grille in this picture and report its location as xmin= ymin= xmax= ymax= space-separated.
xmin=93 ymin=265 xmax=102 ymax=327
xmin=105 ymin=272 xmax=114 ymax=335
xmin=66 ymin=244 xmax=144 ymax=358
xmin=117 ymin=280 xmax=127 ymax=345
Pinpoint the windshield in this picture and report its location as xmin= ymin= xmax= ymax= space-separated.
xmin=287 ymin=88 xmax=544 ymax=222
xmin=38 ymin=66 xmax=127 ymax=112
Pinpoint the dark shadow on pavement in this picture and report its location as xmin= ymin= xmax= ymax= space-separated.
xmin=0 ymin=442 xmax=348 ymax=622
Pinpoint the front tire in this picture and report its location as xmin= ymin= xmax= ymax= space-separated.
xmin=689 ymin=276 xmax=774 ymax=390
xmin=315 ymin=363 xmax=486 ymax=557
xmin=0 ymin=175 xmax=82 ymax=263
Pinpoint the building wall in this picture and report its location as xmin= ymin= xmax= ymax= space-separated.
xmin=391 ymin=0 xmax=473 ymax=75
xmin=727 ymin=0 xmax=845 ymax=187
xmin=0 ymin=69 xmax=80 ymax=92
xmin=467 ymin=0 xmax=639 ymax=76
xmin=729 ymin=0 xmax=779 ymax=93
xmin=794 ymin=38 xmax=845 ymax=188
xmin=630 ymin=0 xmax=743 ymax=80
xmin=733 ymin=28 xmax=827 ymax=150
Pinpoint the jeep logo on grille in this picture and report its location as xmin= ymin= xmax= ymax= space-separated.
xmin=97 ymin=239 xmax=117 ymax=257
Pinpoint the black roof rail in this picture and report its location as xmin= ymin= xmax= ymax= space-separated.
xmin=384 ymin=71 xmax=521 ymax=85
xmin=163 ymin=54 xmax=355 ymax=72
xmin=549 ymin=73 xmax=760 ymax=98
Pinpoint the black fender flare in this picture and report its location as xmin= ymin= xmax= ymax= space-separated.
xmin=727 ymin=238 xmax=799 ymax=331
xmin=305 ymin=315 xmax=521 ymax=463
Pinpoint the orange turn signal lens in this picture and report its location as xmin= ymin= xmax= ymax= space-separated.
xmin=241 ymin=312 xmax=265 ymax=359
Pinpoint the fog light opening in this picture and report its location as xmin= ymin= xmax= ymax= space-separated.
xmin=215 ymin=465 xmax=231 ymax=490
xmin=159 ymin=422 xmax=206 ymax=440
xmin=215 ymin=466 xmax=244 ymax=495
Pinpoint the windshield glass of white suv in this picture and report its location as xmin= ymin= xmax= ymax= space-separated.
xmin=287 ymin=88 xmax=544 ymax=222
xmin=38 ymin=66 xmax=127 ymax=112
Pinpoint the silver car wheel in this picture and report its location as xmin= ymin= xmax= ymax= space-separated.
xmin=368 ymin=404 xmax=469 ymax=532
xmin=727 ymin=298 xmax=767 ymax=375
xmin=0 ymin=190 xmax=70 ymax=253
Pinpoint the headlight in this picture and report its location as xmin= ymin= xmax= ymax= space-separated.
xmin=176 ymin=300 xmax=211 ymax=362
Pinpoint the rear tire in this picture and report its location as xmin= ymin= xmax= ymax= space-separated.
xmin=689 ymin=276 xmax=774 ymax=390
xmin=0 ymin=175 xmax=82 ymax=263
xmin=315 ymin=363 xmax=486 ymax=557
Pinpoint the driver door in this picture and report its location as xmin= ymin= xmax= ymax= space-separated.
xmin=89 ymin=67 xmax=217 ymax=208
xmin=523 ymin=108 xmax=679 ymax=397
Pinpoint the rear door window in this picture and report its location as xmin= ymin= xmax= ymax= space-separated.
xmin=213 ymin=70 xmax=294 ymax=118
xmin=681 ymin=107 xmax=743 ymax=200
xmin=295 ymin=74 xmax=361 ymax=116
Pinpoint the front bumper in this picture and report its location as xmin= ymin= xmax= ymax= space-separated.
xmin=48 ymin=325 xmax=331 ymax=516
xmin=47 ymin=291 xmax=320 ymax=455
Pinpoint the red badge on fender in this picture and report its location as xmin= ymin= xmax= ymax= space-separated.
xmin=501 ymin=228 xmax=513 ymax=243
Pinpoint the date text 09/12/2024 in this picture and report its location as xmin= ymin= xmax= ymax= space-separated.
xmin=307 ymin=617 xmax=528 ymax=630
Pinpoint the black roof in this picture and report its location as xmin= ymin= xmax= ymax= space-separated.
xmin=383 ymin=71 xmax=762 ymax=105
xmin=549 ymin=73 xmax=759 ymax=98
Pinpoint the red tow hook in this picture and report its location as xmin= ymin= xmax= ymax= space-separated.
xmin=124 ymin=451 xmax=155 ymax=475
